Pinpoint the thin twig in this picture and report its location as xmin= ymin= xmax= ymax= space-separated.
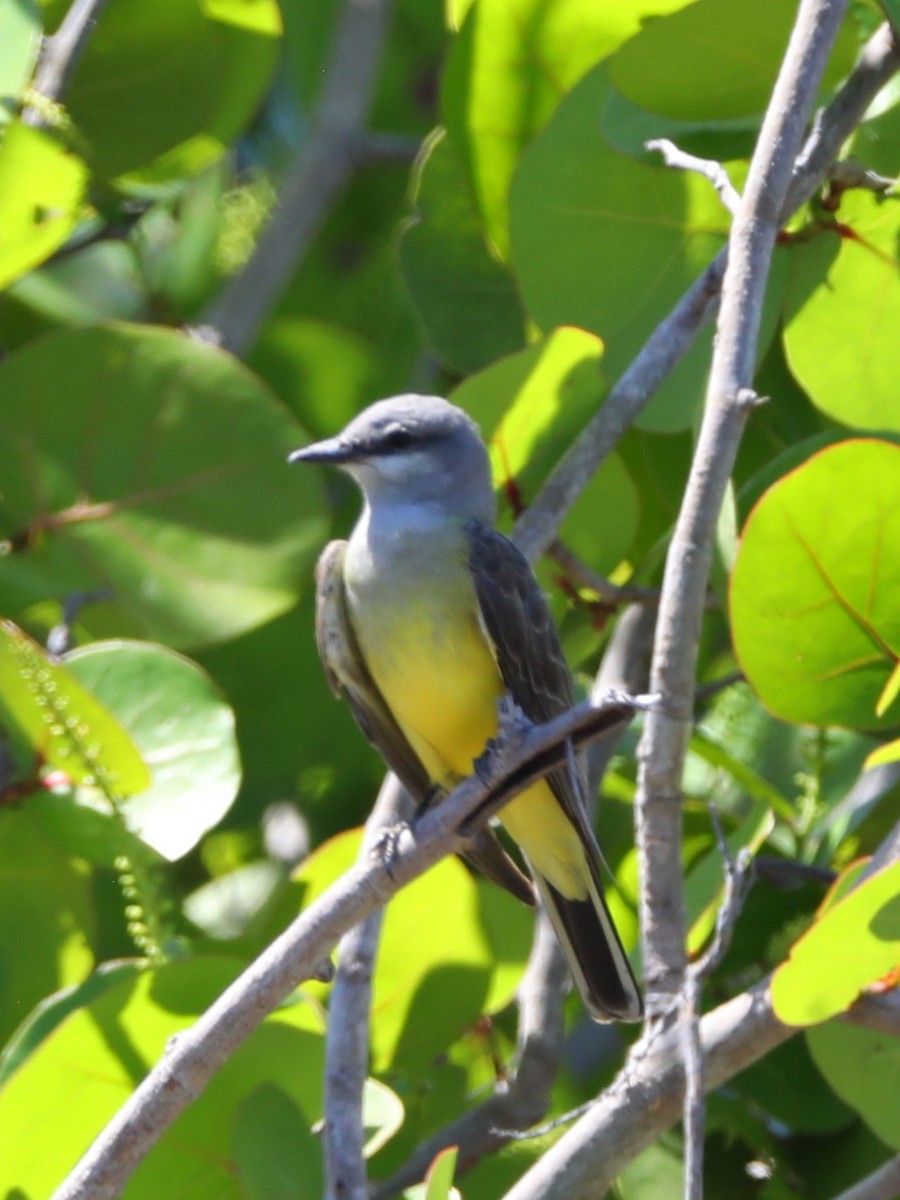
xmin=22 ymin=0 xmax=109 ymax=124
xmin=682 ymin=810 xmax=754 ymax=1200
xmin=828 ymin=1155 xmax=900 ymax=1200
xmin=548 ymin=541 xmax=661 ymax=606
xmin=323 ymin=775 xmax=408 ymax=1200
xmin=645 ymin=139 xmax=742 ymax=215
xmin=49 ymin=690 xmax=646 ymax=1200
xmin=199 ymin=0 xmax=393 ymax=355
xmin=511 ymin=22 xmax=900 ymax=567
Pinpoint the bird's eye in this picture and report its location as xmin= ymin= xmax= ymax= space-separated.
xmin=384 ymin=426 xmax=414 ymax=451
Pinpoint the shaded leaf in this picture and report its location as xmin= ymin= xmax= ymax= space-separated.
xmin=807 ymin=1020 xmax=900 ymax=1150
xmin=0 ymin=324 xmax=326 ymax=650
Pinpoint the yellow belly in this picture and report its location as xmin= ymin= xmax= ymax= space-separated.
xmin=358 ymin=597 xmax=589 ymax=901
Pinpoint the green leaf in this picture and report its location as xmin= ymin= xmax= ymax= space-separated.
xmin=771 ymin=861 xmax=900 ymax=1026
xmin=0 ymin=120 xmax=88 ymax=289
xmin=452 ymin=326 xmax=640 ymax=574
xmin=689 ymin=727 xmax=795 ymax=824
xmin=730 ymin=439 xmax=900 ymax=730
xmin=62 ymin=0 xmax=281 ymax=184
xmin=399 ymin=130 xmax=527 ymax=374
xmin=442 ymin=0 xmax=691 ymax=257
xmin=865 ymin=736 xmax=900 ymax=771
xmin=65 ymin=641 xmax=241 ymax=861
xmin=0 ymin=957 xmax=326 ymax=1199
xmin=424 ymin=1146 xmax=459 ymax=1200
xmin=733 ymin=1036 xmax=855 ymax=1135
xmin=876 ymin=658 xmax=900 ymax=719
xmin=0 ymin=324 xmax=327 ymax=650
xmin=362 ymin=1078 xmax=405 ymax=1158
xmin=295 ymin=829 xmax=531 ymax=1073
xmin=807 ymin=1020 xmax=900 ymax=1150
xmin=0 ymin=620 xmax=150 ymax=796
xmin=784 ymin=194 xmax=900 ymax=433
xmin=0 ymin=806 xmax=95 ymax=1048
xmin=0 ymin=0 xmax=41 ymax=127
xmin=0 ymin=960 xmax=141 ymax=1087
xmin=508 ymin=65 xmax=730 ymax=418
xmin=608 ymin=0 xmax=856 ymax=122
xmin=232 ymin=1084 xmax=322 ymax=1200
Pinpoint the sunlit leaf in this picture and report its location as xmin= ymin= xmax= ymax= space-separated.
xmin=65 ymin=641 xmax=241 ymax=861
xmin=731 ymin=439 xmax=900 ymax=729
xmin=771 ymin=860 xmax=900 ymax=1026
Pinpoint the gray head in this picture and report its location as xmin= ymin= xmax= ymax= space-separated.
xmin=290 ymin=394 xmax=496 ymax=522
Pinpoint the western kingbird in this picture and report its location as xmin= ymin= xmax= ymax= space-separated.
xmin=291 ymin=395 xmax=642 ymax=1022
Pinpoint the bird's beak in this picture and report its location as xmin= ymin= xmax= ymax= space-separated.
xmin=288 ymin=436 xmax=355 ymax=466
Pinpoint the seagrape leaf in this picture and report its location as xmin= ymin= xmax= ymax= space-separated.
xmin=59 ymin=0 xmax=281 ymax=184
xmin=807 ymin=1020 xmax=900 ymax=1150
xmin=362 ymin=1078 xmax=405 ymax=1158
xmin=65 ymin=641 xmax=241 ymax=861
xmin=0 ymin=620 xmax=149 ymax=796
xmin=0 ymin=806 xmax=95 ymax=1048
xmin=609 ymin=0 xmax=856 ymax=122
xmin=295 ymin=829 xmax=531 ymax=1073
xmin=771 ymin=860 xmax=900 ymax=1026
xmin=232 ymin=1084 xmax=323 ymax=1200
xmin=399 ymin=130 xmax=527 ymax=375
xmin=784 ymin=193 xmax=900 ymax=433
xmin=0 ymin=324 xmax=326 ymax=651
xmin=807 ymin=1021 xmax=900 ymax=1151
xmin=509 ymin=66 xmax=729 ymax=398
xmin=730 ymin=439 xmax=900 ymax=729
xmin=0 ymin=120 xmax=88 ymax=289
xmin=441 ymin=0 xmax=691 ymax=256
xmin=0 ymin=957 xmax=326 ymax=1200
xmin=452 ymin=326 xmax=640 ymax=574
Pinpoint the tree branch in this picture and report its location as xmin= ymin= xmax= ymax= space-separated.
xmin=511 ymin=21 xmax=900 ymax=567
xmin=645 ymin=139 xmax=741 ymax=215
xmin=829 ymin=1155 xmax=900 ymax=1200
xmin=23 ymin=0 xmax=108 ymax=123
xmin=50 ymin=690 xmax=646 ymax=1200
xmin=198 ymin=0 xmax=394 ymax=356
xmin=323 ymin=775 xmax=408 ymax=1200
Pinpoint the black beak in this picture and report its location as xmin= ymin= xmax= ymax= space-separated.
xmin=288 ymin=436 xmax=355 ymax=466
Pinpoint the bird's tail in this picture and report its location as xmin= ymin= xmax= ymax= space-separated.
xmin=533 ymin=860 xmax=643 ymax=1023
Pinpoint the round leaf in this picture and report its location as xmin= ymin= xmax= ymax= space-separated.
xmin=807 ymin=1021 xmax=900 ymax=1150
xmin=65 ymin=640 xmax=241 ymax=861
xmin=0 ymin=324 xmax=327 ymax=650
xmin=609 ymin=0 xmax=856 ymax=122
xmin=442 ymin=0 xmax=691 ymax=256
xmin=730 ymin=439 xmax=900 ymax=729
xmin=784 ymin=193 xmax=900 ymax=433
xmin=771 ymin=861 xmax=900 ymax=1026
xmin=509 ymin=66 xmax=729 ymax=397
xmin=61 ymin=0 xmax=281 ymax=183
xmin=399 ymin=131 xmax=527 ymax=374
xmin=295 ymin=829 xmax=531 ymax=1073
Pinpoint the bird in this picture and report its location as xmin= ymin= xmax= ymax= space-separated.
xmin=290 ymin=394 xmax=642 ymax=1022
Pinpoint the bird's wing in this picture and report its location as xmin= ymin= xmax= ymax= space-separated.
xmin=464 ymin=521 xmax=596 ymax=846
xmin=315 ymin=539 xmax=534 ymax=906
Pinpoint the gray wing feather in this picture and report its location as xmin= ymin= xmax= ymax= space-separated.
xmin=464 ymin=522 xmax=595 ymax=844
xmin=315 ymin=539 xmax=534 ymax=906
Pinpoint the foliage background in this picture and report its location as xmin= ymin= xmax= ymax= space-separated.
xmin=0 ymin=0 xmax=898 ymax=1197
